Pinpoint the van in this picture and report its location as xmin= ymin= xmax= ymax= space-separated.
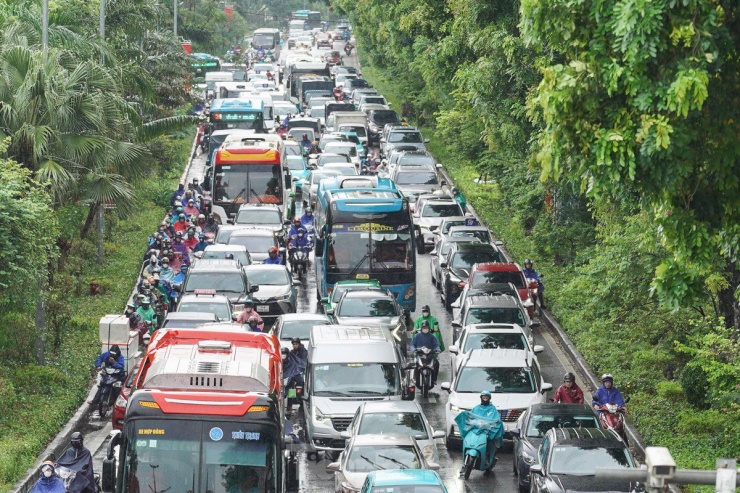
xmin=303 ymin=325 xmax=414 ymax=456
xmin=325 ymin=110 xmax=368 ymax=133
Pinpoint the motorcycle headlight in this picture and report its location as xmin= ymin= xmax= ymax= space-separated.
xmin=522 ymin=451 xmax=536 ymax=464
xmin=115 ymin=394 xmax=128 ymax=409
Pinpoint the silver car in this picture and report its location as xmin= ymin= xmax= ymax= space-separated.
xmin=327 ymin=434 xmax=439 ymax=493
xmin=271 ymin=313 xmax=332 ymax=351
xmin=342 ymin=400 xmax=445 ymax=462
xmin=413 ymin=198 xmax=465 ymax=253
xmin=243 ymin=264 xmax=300 ymax=323
xmin=429 ymin=236 xmax=481 ymax=288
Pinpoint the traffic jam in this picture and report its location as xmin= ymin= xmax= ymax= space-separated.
xmin=90 ymin=14 xmax=639 ymax=493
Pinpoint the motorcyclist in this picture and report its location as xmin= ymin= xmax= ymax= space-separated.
xmin=414 ymin=305 xmax=444 ymax=351
xmin=170 ymin=183 xmax=185 ymax=207
xmin=308 ymin=140 xmax=321 ymax=154
xmin=183 ymin=198 xmax=200 ymax=217
xmin=173 ymin=213 xmax=190 ymax=234
xmin=288 ymin=217 xmax=303 ymax=237
xmin=190 ymin=177 xmax=204 ymax=196
xmin=462 ymin=390 xmax=502 ymax=474
xmin=300 ymin=133 xmax=312 ymax=151
xmin=283 ymin=338 xmax=308 ymax=411
xmin=554 ymin=372 xmax=584 ymax=404
xmin=289 ymin=227 xmax=312 ymax=251
xmin=143 ymin=254 xmax=159 ymax=277
xmin=451 ymin=187 xmax=467 ymax=211
xmin=158 ymin=256 xmax=176 ymax=283
xmin=289 ymin=337 xmax=308 ymax=366
xmin=192 ymin=233 xmax=209 ymax=253
xmin=264 ymin=246 xmax=283 ymax=265
xmin=592 ymin=373 xmax=626 ymax=411
xmin=236 ymin=300 xmax=264 ymax=330
xmin=56 ymin=432 xmax=96 ymax=493
xmin=247 ymin=314 xmax=264 ymax=332
xmin=300 ymin=207 xmax=315 ymax=230
xmin=170 ymin=207 xmax=184 ymax=225
xmin=30 ymin=461 xmax=65 ymax=493
xmin=522 ymin=259 xmax=545 ymax=309
xmin=136 ymin=296 xmax=156 ymax=325
xmin=409 ymin=320 xmax=440 ymax=385
xmin=173 ymin=264 xmax=188 ymax=285
xmin=344 ymin=41 xmax=354 ymax=55
xmin=183 ymin=229 xmax=198 ymax=251
xmin=90 ymin=345 xmax=125 ymax=405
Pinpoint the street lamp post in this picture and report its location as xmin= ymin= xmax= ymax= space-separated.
xmin=173 ymin=0 xmax=178 ymax=38
xmin=42 ymin=0 xmax=49 ymax=48
xmin=100 ymin=0 xmax=105 ymax=39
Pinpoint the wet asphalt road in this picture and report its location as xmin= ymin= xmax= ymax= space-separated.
xmin=85 ymin=38 xmax=584 ymax=493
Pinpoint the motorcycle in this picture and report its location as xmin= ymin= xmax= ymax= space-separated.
xmin=454 ymin=411 xmax=504 ymax=479
xmin=525 ymin=277 xmax=540 ymax=316
xmin=596 ymin=397 xmax=630 ymax=445
xmin=285 ymin=370 xmax=305 ymax=414
xmin=290 ymin=246 xmax=311 ymax=278
xmin=414 ymin=347 xmax=438 ymax=398
xmin=94 ymin=366 xmax=126 ymax=418
xmin=344 ymin=43 xmax=354 ymax=56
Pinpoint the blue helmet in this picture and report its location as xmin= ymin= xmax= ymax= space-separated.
xmin=480 ymin=390 xmax=492 ymax=398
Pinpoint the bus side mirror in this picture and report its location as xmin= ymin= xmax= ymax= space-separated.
xmin=101 ymin=431 xmax=121 ymax=492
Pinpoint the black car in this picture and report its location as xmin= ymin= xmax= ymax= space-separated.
xmin=441 ymin=243 xmax=504 ymax=309
xmin=510 ymin=403 xmax=601 ymax=492
xmin=367 ymin=109 xmax=401 ymax=142
xmin=529 ymin=427 xmax=641 ymax=493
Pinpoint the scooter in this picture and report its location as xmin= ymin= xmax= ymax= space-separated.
xmin=285 ymin=370 xmax=305 ymax=414
xmin=290 ymin=247 xmax=310 ymax=278
xmin=525 ymin=277 xmax=540 ymax=316
xmin=596 ymin=397 xmax=630 ymax=445
xmin=454 ymin=411 xmax=504 ymax=480
xmin=414 ymin=347 xmax=438 ymax=398
xmin=95 ymin=366 xmax=126 ymax=418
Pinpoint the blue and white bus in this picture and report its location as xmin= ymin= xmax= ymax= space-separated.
xmin=209 ymin=98 xmax=265 ymax=132
xmin=313 ymin=188 xmax=417 ymax=313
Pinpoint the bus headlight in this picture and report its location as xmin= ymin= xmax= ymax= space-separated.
xmin=403 ymin=285 xmax=415 ymax=300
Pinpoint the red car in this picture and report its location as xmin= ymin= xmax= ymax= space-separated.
xmin=111 ymin=361 xmax=140 ymax=430
xmin=325 ymin=50 xmax=342 ymax=66
xmin=460 ymin=262 xmax=534 ymax=315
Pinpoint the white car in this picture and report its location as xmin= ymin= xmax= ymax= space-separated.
xmin=413 ymin=198 xmax=465 ymax=253
xmin=448 ymin=323 xmax=543 ymax=371
xmin=323 ymin=141 xmax=361 ymax=167
xmin=441 ymin=348 xmax=552 ymax=446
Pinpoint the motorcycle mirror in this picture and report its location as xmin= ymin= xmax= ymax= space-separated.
xmin=624 ymin=395 xmax=631 ymax=404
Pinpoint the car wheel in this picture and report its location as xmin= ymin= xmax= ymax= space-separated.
xmin=518 ymin=476 xmax=528 ymax=493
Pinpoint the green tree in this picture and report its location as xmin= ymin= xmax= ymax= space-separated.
xmin=522 ymin=0 xmax=740 ymax=327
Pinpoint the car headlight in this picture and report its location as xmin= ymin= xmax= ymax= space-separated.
xmin=421 ymin=444 xmax=435 ymax=462
xmin=313 ymin=407 xmax=330 ymax=424
xmin=115 ymin=394 xmax=128 ymax=409
xmin=451 ymin=404 xmax=460 ymax=413
xmin=522 ymin=451 xmax=536 ymax=464
xmin=341 ymin=482 xmax=359 ymax=493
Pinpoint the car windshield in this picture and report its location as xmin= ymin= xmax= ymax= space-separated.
xmin=310 ymin=107 xmax=324 ymax=118
xmin=310 ymin=171 xmax=341 ymax=185
xmin=283 ymin=143 xmax=303 ymax=156
xmin=349 ymin=79 xmax=370 ymax=88
xmin=246 ymin=269 xmax=290 ymax=286
xmin=465 ymin=307 xmax=526 ymax=326
xmin=319 ymin=155 xmax=350 ymax=165
xmin=235 ymin=209 xmax=282 ymax=225
xmin=327 ymin=232 xmax=414 ymax=273
xmin=285 ymin=156 xmax=306 ymax=171
xmin=363 ymin=97 xmax=386 ymax=105
xmin=326 ymin=144 xmax=357 ymax=157
xmin=463 ymin=333 xmax=527 ymax=352
xmin=526 ymin=414 xmax=600 ymax=438
xmin=312 ymin=363 xmax=399 ymax=395
xmin=388 ymin=132 xmax=422 ymax=143
xmin=176 ymin=302 xmax=230 ymax=322
xmin=456 ymin=366 xmax=535 ymax=394
xmin=399 ymin=155 xmax=434 ymax=166
xmin=202 ymin=249 xmax=250 ymax=265
xmin=450 ymin=230 xmax=492 ymax=243
xmin=228 ymin=235 xmax=276 ymax=254
xmin=549 ymin=446 xmax=633 ymax=475
xmin=184 ymin=272 xmax=245 ymax=293
xmin=452 ymin=251 xmax=501 ymax=268
xmin=123 ymin=420 xmax=278 ymax=493
xmin=472 ymin=271 xmax=526 ymax=289
xmin=338 ymin=298 xmax=397 ymax=317
xmin=358 ymin=413 xmax=427 ymax=437
xmin=339 ymin=126 xmax=366 ymax=138
xmin=279 ymin=319 xmax=330 ymax=339
xmin=324 ymin=165 xmax=358 ymax=176
xmin=441 ymin=221 xmax=466 ymax=234
xmin=366 ymin=486 xmax=444 ymax=493
xmin=347 ymin=445 xmax=420 ymax=472
xmin=421 ymin=203 xmax=463 ymax=218
xmin=331 ymin=285 xmax=379 ymax=303
xmin=162 ymin=317 xmax=216 ymax=329
xmin=370 ymin=111 xmax=400 ymax=125
xmin=395 ymin=172 xmax=438 ymax=186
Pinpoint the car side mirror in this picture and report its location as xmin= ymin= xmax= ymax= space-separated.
xmin=423 ymin=138 xmax=430 ymax=143
xmin=495 ymin=240 xmax=503 ymax=246
xmin=530 ymin=321 xmax=541 ymax=328
xmin=530 ymin=464 xmax=543 ymax=475
xmin=292 ymin=279 xmax=301 ymax=286
xmin=325 ymin=308 xmax=334 ymax=316
xmin=533 ymin=345 xmax=544 ymax=354
xmin=326 ymin=462 xmax=340 ymax=472
xmin=440 ymin=382 xmax=451 ymax=392
xmin=339 ymin=431 xmax=351 ymax=439
xmin=509 ymin=428 xmax=521 ymax=439
xmin=541 ymin=382 xmax=553 ymax=393
xmin=427 ymin=462 xmax=440 ymax=471
xmin=432 ymin=429 xmax=445 ymax=439
xmin=448 ymin=344 xmax=459 ymax=354
xmin=451 ymin=321 xmax=462 ymax=329
xmin=249 ymin=285 xmax=260 ymax=293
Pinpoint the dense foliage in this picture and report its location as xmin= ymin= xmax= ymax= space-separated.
xmin=339 ymin=0 xmax=740 ymax=478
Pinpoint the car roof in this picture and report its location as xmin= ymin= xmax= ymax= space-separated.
xmin=341 ymin=289 xmax=395 ymax=300
xmin=188 ymin=259 xmax=242 ymax=272
xmin=229 ymin=228 xmax=277 ymax=237
xmin=164 ymin=312 xmax=220 ymax=321
xmin=547 ymin=427 xmax=624 ymax=446
xmin=465 ymin=348 xmax=532 ymax=367
xmin=463 ymin=323 xmax=526 ymax=333
xmin=350 ymin=433 xmax=416 ymax=447
xmin=204 ymin=244 xmax=248 ymax=252
xmin=466 ymin=294 xmax=521 ymax=308
xmin=237 ymin=203 xmax=281 ymax=211
xmin=474 ymin=262 xmax=522 ymax=272
xmin=369 ymin=469 xmax=442 ymax=487
xmin=449 ymin=225 xmax=490 ymax=233
xmin=451 ymin=243 xmax=497 ymax=253
xmin=244 ymin=264 xmax=288 ymax=272
xmin=334 ymin=279 xmax=383 ymax=287
xmin=277 ymin=313 xmax=330 ymax=322
xmin=528 ymin=403 xmax=596 ymax=415
xmin=178 ymin=293 xmax=231 ymax=303
xmin=360 ymin=400 xmax=422 ymax=413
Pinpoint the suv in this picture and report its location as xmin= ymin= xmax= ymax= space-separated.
xmin=441 ymin=348 xmax=552 ymax=445
xmin=367 ymin=110 xmax=401 ymax=142
xmin=391 ymin=165 xmax=440 ymax=201
xmin=243 ymin=264 xmax=299 ymax=324
xmin=413 ymin=198 xmax=465 ymax=253
xmin=381 ymin=126 xmax=428 ymax=156
xmin=227 ymin=228 xmax=283 ymax=263
xmin=459 ymin=262 xmax=532 ymax=314
xmin=303 ymin=325 xmax=414 ymax=456
xmin=430 ymin=236 xmax=481 ymax=288
xmin=327 ymin=289 xmax=409 ymax=354
xmin=529 ymin=428 xmax=637 ymax=493
xmin=440 ymin=243 xmax=505 ymax=309
xmin=181 ymin=259 xmax=257 ymax=305
xmin=448 ymin=323 xmax=542 ymax=371
xmin=233 ymin=203 xmax=286 ymax=236
xmin=452 ymin=293 xmax=537 ymax=343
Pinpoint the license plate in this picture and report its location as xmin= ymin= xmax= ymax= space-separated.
xmin=256 ymin=305 xmax=270 ymax=313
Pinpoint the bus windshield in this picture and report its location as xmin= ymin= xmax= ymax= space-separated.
xmin=211 ymin=112 xmax=263 ymax=131
xmin=123 ymin=420 xmax=278 ymax=493
xmin=327 ymin=230 xmax=414 ymax=272
xmin=252 ymin=33 xmax=277 ymax=50
xmin=214 ymin=164 xmax=283 ymax=205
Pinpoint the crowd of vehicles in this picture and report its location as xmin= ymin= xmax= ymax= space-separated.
xmin=89 ymin=20 xmax=638 ymax=493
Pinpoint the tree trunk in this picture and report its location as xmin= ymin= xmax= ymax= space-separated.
xmin=80 ymin=201 xmax=99 ymax=239
xmin=35 ymin=276 xmax=47 ymax=365
xmin=717 ymin=262 xmax=740 ymax=335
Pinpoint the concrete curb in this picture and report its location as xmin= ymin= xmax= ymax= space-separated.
xmin=13 ymin=133 xmax=201 ymax=493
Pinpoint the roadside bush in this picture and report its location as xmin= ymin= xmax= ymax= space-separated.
xmin=13 ymin=364 xmax=69 ymax=393
xmin=656 ymin=380 xmax=684 ymax=402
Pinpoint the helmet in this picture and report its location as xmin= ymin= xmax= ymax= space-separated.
xmin=291 ymin=337 xmax=301 ymax=345
xmin=480 ymin=390 xmax=492 ymax=398
xmin=198 ymin=233 xmax=206 ymax=239
xmin=452 ymin=187 xmax=459 ymax=193
xmin=178 ymin=213 xmax=186 ymax=219
xmin=524 ymin=258 xmax=533 ymax=266
xmin=293 ymin=217 xmax=301 ymax=225
xmin=129 ymin=312 xmax=142 ymax=325
xmin=281 ymin=347 xmax=290 ymax=355
xmin=141 ymin=297 xmax=151 ymax=305
xmin=180 ymin=265 xmax=188 ymax=271
xmin=176 ymin=206 xmax=183 ymax=213
xmin=109 ymin=345 xmax=121 ymax=358
xmin=187 ymin=230 xmax=195 ymax=236
xmin=601 ymin=373 xmax=613 ymax=383
xmin=70 ymin=432 xmax=84 ymax=448
xmin=421 ymin=304 xmax=430 ymax=312
xmin=198 ymin=214 xmax=206 ymax=219
xmin=141 ymin=281 xmax=151 ymax=290
xmin=297 ymin=227 xmax=306 ymax=235
xmin=268 ymin=246 xmax=278 ymax=255
xmin=420 ymin=320 xmax=430 ymax=329
xmin=305 ymin=207 xmax=313 ymax=214
xmin=564 ymin=372 xmax=575 ymax=382
xmin=244 ymin=299 xmax=254 ymax=307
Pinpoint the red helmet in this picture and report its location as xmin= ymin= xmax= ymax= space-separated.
xmin=268 ymin=246 xmax=278 ymax=255
xmin=293 ymin=217 xmax=301 ymax=225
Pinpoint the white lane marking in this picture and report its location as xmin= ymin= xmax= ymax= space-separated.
xmin=427 ymin=394 xmax=437 ymax=404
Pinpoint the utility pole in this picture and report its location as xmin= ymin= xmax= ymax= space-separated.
xmin=173 ymin=0 xmax=178 ymax=38
xmin=97 ymin=203 xmax=104 ymax=264
xmin=42 ymin=0 xmax=49 ymax=48
xmin=99 ymin=0 xmax=105 ymax=39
